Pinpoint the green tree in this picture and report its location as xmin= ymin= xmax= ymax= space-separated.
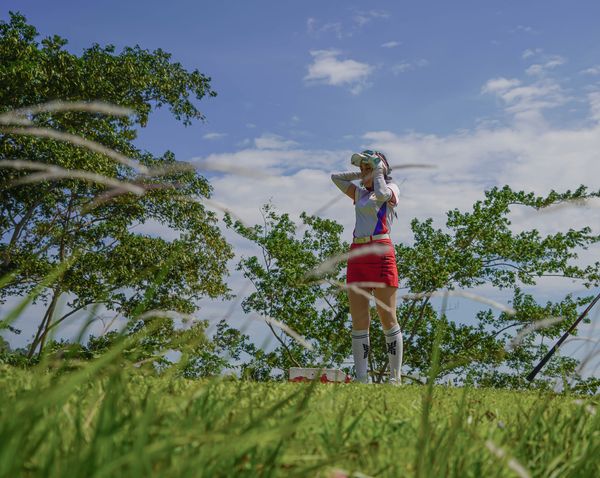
xmin=0 ymin=13 xmax=233 ymax=357
xmin=228 ymin=186 xmax=600 ymax=390
xmin=224 ymin=204 xmax=352 ymax=379
xmin=179 ymin=319 xmax=263 ymax=379
xmin=393 ymin=186 xmax=600 ymax=388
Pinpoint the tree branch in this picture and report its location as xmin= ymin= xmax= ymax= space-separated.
xmin=2 ymin=200 xmax=39 ymax=267
xmin=401 ymin=298 xmax=417 ymax=329
xmin=492 ymin=322 xmax=523 ymax=339
xmin=407 ymin=296 xmax=431 ymax=342
xmin=483 ymin=261 xmax=529 ymax=272
xmin=44 ymin=300 xmax=105 ymax=334
xmin=25 ymin=210 xmax=63 ymax=253
xmin=265 ymin=321 xmax=301 ymax=367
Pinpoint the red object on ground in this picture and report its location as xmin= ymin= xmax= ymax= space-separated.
xmin=289 ymin=374 xmax=351 ymax=384
xmin=288 ymin=367 xmax=351 ymax=383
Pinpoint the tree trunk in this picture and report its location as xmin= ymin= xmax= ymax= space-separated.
xmin=405 ymin=297 xmax=431 ymax=347
xmin=28 ymin=305 xmax=51 ymax=358
xmin=29 ymin=194 xmax=75 ymax=358
xmin=27 ymin=287 xmax=61 ymax=358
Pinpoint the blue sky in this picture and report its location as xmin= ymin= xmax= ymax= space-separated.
xmin=2 ymin=1 xmax=600 ymax=376
xmin=7 ymin=1 xmax=600 ymax=156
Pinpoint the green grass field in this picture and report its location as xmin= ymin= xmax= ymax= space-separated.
xmin=1 ymin=362 xmax=598 ymax=478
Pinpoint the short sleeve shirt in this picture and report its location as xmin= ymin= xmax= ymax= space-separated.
xmin=353 ymin=182 xmax=400 ymax=238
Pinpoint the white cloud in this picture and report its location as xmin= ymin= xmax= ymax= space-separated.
xmin=392 ymin=62 xmax=413 ymax=74
xmin=581 ymin=65 xmax=600 ymax=76
xmin=522 ymin=48 xmax=543 ymax=59
xmin=391 ymin=59 xmax=429 ymax=75
xmin=544 ymin=56 xmax=566 ymax=69
xmin=254 ymin=133 xmax=299 ymax=150
xmin=191 ymin=136 xmax=345 ymax=179
xmin=482 ymin=76 xmax=569 ymax=126
xmin=196 ymin=79 xmax=600 ymax=241
xmin=307 ymin=11 xmax=389 ymax=39
xmin=321 ymin=22 xmax=344 ymax=38
xmin=371 ymin=124 xmax=600 ymax=192
xmin=203 ymin=132 xmax=227 ymax=140
xmin=381 ymin=41 xmax=400 ymax=48
xmin=304 ymin=50 xmax=373 ymax=95
xmin=482 ymin=77 xmax=522 ymax=94
xmin=307 ymin=17 xmax=344 ymax=38
xmin=353 ymin=10 xmax=390 ymax=27
xmin=514 ymin=25 xmax=537 ymax=34
xmin=588 ymin=91 xmax=600 ymax=122
xmin=525 ymin=55 xmax=566 ymax=76
xmin=501 ymin=82 xmax=564 ymax=107
xmin=525 ymin=65 xmax=544 ymax=76
xmin=207 ymin=167 xmax=352 ymax=230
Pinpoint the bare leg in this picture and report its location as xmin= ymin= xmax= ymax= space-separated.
xmin=348 ymin=286 xmax=371 ymax=329
xmin=373 ymin=286 xmax=398 ymax=329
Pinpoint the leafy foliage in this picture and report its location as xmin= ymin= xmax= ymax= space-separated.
xmin=395 ymin=186 xmax=600 ymax=387
xmin=224 ymin=204 xmax=352 ymax=378
xmin=0 ymin=13 xmax=232 ymax=357
xmin=229 ymin=186 xmax=600 ymax=390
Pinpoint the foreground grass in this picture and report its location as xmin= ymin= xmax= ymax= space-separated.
xmin=0 ymin=363 xmax=598 ymax=478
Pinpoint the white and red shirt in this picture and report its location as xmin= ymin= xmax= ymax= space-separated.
xmin=353 ymin=182 xmax=400 ymax=238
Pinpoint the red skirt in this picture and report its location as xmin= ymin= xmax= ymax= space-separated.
xmin=346 ymin=239 xmax=398 ymax=288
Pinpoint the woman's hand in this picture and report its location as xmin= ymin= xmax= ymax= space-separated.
xmin=351 ymin=150 xmax=388 ymax=175
xmin=351 ymin=153 xmax=364 ymax=168
xmin=367 ymin=156 xmax=386 ymax=173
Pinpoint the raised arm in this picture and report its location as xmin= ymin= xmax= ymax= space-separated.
xmin=331 ymin=171 xmax=360 ymax=200
xmin=372 ymin=162 xmax=395 ymax=204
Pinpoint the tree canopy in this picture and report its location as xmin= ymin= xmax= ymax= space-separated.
xmin=224 ymin=187 xmax=600 ymax=392
xmin=0 ymin=12 xmax=232 ymax=357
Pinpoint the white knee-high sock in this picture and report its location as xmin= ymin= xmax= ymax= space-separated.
xmin=351 ymin=329 xmax=370 ymax=383
xmin=384 ymin=324 xmax=403 ymax=382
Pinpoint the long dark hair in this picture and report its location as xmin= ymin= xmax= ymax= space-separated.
xmin=375 ymin=151 xmax=393 ymax=183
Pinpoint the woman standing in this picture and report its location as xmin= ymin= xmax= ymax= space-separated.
xmin=331 ymin=150 xmax=402 ymax=384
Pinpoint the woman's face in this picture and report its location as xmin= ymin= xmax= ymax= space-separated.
xmin=360 ymin=162 xmax=373 ymax=187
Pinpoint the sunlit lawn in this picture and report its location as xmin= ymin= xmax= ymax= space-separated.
xmin=1 ymin=362 xmax=598 ymax=477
